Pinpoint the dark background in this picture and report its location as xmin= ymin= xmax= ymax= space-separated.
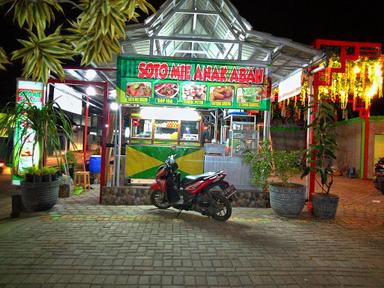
xmin=0 ymin=0 xmax=383 ymax=107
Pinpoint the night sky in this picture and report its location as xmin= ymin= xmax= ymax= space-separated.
xmin=0 ymin=0 xmax=383 ymax=105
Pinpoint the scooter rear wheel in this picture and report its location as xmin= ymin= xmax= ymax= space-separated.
xmin=211 ymin=193 xmax=232 ymax=222
xmin=150 ymin=190 xmax=171 ymax=209
xmin=374 ymin=177 xmax=384 ymax=193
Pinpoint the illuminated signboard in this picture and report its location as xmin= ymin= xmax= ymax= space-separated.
xmin=117 ymin=56 xmax=270 ymax=110
xmin=13 ymin=80 xmax=44 ymax=184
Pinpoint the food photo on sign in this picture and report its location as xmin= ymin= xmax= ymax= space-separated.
xmin=237 ymin=85 xmax=263 ymax=103
xmin=126 ymin=82 xmax=152 ymax=97
xmin=182 ymin=83 xmax=207 ymax=101
xmin=154 ymin=83 xmax=179 ymax=98
xmin=209 ymin=86 xmax=234 ymax=102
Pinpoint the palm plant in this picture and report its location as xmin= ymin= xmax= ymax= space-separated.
xmin=0 ymin=0 xmax=156 ymax=82
xmin=0 ymin=96 xmax=75 ymax=173
xmin=302 ymin=98 xmax=337 ymax=194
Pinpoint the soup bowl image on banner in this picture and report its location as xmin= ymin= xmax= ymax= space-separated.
xmin=155 ymin=83 xmax=179 ymax=98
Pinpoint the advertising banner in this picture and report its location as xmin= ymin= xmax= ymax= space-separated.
xmin=117 ymin=56 xmax=270 ymax=110
xmin=13 ymin=80 xmax=44 ymax=183
xmin=278 ymin=69 xmax=302 ymax=102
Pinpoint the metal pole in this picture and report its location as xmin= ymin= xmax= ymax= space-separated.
xmin=306 ymin=74 xmax=313 ymax=208
xmin=363 ymin=108 xmax=370 ymax=179
xmin=116 ymin=105 xmax=122 ymax=186
xmin=214 ymin=109 xmax=218 ymax=142
xmin=100 ymin=82 xmax=109 ymax=202
xmin=263 ymin=73 xmax=272 ymax=141
xmin=308 ymin=74 xmax=318 ymax=212
xmin=83 ymin=96 xmax=89 ymax=171
xmin=113 ymin=105 xmax=118 ymax=186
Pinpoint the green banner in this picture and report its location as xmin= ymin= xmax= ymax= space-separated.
xmin=126 ymin=145 xmax=204 ymax=179
xmin=117 ymin=56 xmax=270 ymax=110
xmin=12 ymin=80 xmax=44 ymax=185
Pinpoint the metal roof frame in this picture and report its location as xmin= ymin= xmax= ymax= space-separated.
xmin=65 ymin=0 xmax=325 ymax=92
xmin=118 ymin=0 xmax=325 ymax=85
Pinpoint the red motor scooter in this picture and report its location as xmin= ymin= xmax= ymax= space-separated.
xmin=149 ymin=155 xmax=237 ymax=221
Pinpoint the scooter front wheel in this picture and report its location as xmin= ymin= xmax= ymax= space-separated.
xmin=150 ymin=190 xmax=171 ymax=209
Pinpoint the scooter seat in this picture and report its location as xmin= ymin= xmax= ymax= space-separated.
xmin=185 ymin=172 xmax=217 ymax=181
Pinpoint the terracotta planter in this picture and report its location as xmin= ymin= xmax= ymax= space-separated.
xmin=312 ymin=193 xmax=339 ymax=219
xmin=269 ymin=182 xmax=306 ymax=218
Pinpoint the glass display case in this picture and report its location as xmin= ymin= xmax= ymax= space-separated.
xmin=129 ymin=118 xmax=201 ymax=145
xmin=222 ymin=114 xmax=258 ymax=156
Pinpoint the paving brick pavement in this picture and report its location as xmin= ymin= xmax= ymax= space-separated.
xmin=0 ymin=175 xmax=383 ymax=287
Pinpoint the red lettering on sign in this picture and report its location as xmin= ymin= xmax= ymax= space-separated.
xmin=170 ymin=64 xmax=180 ymax=80
xmin=239 ymin=67 xmax=247 ymax=83
xmin=159 ymin=63 xmax=169 ymax=80
xmin=220 ymin=67 xmax=228 ymax=82
xmin=138 ymin=62 xmax=147 ymax=78
xmin=247 ymin=68 xmax=256 ymax=83
xmin=211 ymin=66 xmax=220 ymax=82
xmin=194 ymin=65 xmax=202 ymax=81
xmin=137 ymin=62 xmax=169 ymax=79
xmin=255 ymin=68 xmax=264 ymax=84
xmin=229 ymin=68 xmax=239 ymax=83
xmin=203 ymin=66 xmax=212 ymax=81
xmin=185 ymin=65 xmax=192 ymax=80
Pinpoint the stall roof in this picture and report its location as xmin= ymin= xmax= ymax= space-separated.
xmin=66 ymin=0 xmax=325 ymax=91
xmin=120 ymin=0 xmax=325 ymax=83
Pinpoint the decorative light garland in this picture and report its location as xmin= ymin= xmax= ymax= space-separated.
xmin=318 ymin=56 xmax=383 ymax=109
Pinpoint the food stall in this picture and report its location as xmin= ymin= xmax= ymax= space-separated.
xmin=116 ymin=56 xmax=270 ymax=185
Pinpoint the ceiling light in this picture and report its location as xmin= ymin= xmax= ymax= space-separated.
xmin=140 ymin=107 xmax=200 ymax=121
xmin=86 ymin=86 xmax=96 ymax=96
xmin=110 ymin=102 xmax=119 ymax=111
xmin=85 ymin=69 xmax=97 ymax=80
xmin=109 ymin=89 xmax=117 ymax=99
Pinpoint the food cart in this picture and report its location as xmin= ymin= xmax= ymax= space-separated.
xmin=116 ymin=56 xmax=270 ymax=185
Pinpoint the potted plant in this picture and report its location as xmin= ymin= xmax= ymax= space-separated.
xmin=25 ymin=166 xmax=41 ymax=183
xmin=244 ymin=141 xmax=306 ymax=217
xmin=0 ymin=97 xmax=74 ymax=211
xmin=269 ymin=150 xmax=305 ymax=218
xmin=244 ymin=140 xmax=273 ymax=208
xmin=41 ymin=166 xmax=58 ymax=182
xmin=302 ymin=98 xmax=339 ymax=219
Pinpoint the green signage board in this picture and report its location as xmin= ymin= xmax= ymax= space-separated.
xmin=12 ymin=80 xmax=44 ymax=185
xmin=117 ymin=56 xmax=271 ymax=110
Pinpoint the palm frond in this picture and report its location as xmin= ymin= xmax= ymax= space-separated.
xmin=0 ymin=47 xmax=10 ymax=70
xmin=11 ymin=27 xmax=75 ymax=83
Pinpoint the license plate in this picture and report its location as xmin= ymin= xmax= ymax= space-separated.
xmin=225 ymin=185 xmax=237 ymax=200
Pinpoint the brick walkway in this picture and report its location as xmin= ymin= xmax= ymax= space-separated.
xmin=0 ymin=176 xmax=383 ymax=287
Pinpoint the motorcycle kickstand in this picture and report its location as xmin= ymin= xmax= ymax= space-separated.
xmin=176 ymin=209 xmax=183 ymax=217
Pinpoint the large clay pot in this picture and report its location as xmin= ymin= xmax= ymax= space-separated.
xmin=269 ymin=182 xmax=306 ymax=218
xmin=21 ymin=180 xmax=60 ymax=211
xmin=312 ymin=193 xmax=339 ymax=219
